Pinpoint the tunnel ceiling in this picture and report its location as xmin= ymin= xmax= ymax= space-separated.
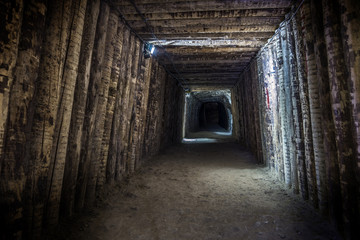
xmin=192 ymin=90 xmax=231 ymax=108
xmin=113 ymin=0 xmax=294 ymax=90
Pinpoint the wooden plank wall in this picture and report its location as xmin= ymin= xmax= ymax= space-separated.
xmin=0 ymin=0 xmax=184 ymax=238
xmin=231 ymin=0 xmax=360 ymax=238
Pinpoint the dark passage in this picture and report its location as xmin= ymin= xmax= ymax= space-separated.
xmin=199 ymin=102 xmax=229 ymax=131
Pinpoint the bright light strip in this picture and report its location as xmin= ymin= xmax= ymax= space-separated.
xmin=213 ymin=131 xmax=232 ymax=136
xmin=182 ymin=138 xmax=219 ymax=143
xmin=150 ymin=46 xmax=155 ymax=54
xmin=149 ymin=39 xmax=264 ymax=47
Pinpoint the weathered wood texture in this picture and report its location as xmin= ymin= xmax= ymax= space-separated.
xmin=0 ymin=0 xmax=23 ymax=170
xmin=0 ymin=1 xmax=43 ymax=238
xmin=1 ymin=0 xmax=359 ymax=239
xmin=143 ymin=60 xmax=167 ymax=157
xmin=27 ymin=0 xmax=83 ymax=237
xmin=114 ymin=0 xmax=292 ymax=90
xmin=322 ymin=0 xmax=360 ymax=237
xmin=161 ymin=75 xmax=185 ymax=147
xmin=45 ymin=0 xmax=88 ymax=228
xmin=232 ymin=0 xmax=360 ymax=238
xmin=61 ymin=0 xmax=101 ymax=218
xmin=0 ymin=1 xmax=184 ymax=238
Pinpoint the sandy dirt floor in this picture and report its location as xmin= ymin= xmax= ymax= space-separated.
xmin=51 ymin=141 xmax=342 ymax=240
xmin=184 ymin=124 xmax=234 ymax=143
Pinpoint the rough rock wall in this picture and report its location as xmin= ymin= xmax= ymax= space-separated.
xmin=0 ymin=0 xmax=183 ymax=238
xmin=161 ymin=73 xmax=185 ymax=148
xmin=218 ymin=102 xmax=229 ymax=130
xmin=232 ymin=0 xmax=360 ymax=238
xmin=184 ymin=92 xmax=202 ymax=134
xmin=231 ymin=61 xmax=263 ymax=163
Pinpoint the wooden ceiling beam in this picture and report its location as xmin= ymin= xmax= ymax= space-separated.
xmin=182 ymin=76 xmax=239 ymax=79
xmin=152 ymin=38 xmax=268 ymax=47
xmin=122 ymin=8 xmax=288 ymax=20
xmin=183 ymin=82 xmax=238 ymax=85
xmin=183 ymin=78 xmax=239 ymax=82
xmin=185 ymin=84 xmax=238 ymax=86
xmin=167 ymin=71 xmax=245 ymax=76
xmin=165 ymin=63 xmax=247 ymax=68
xmin=173 ymin=71 xmax=244 ymax=75
xmin=162 ymin=63 xmax=248 ymax=69
xmin=189 ymin=87 xmax=234 ymax=91
xmin=184 ymin=83 xmax=237 ymax=86
xmin=157 ymin=57 xmax=254 ymax=63
xmin=158 ymin=60 xmax=251 ymax=66
xmin=159 ymin=59 xmax=251 ymax=64
xmin=156 ymin=52 xmax=255 ymax=58
xmin=114 ymin=0 xmax=289 ymax=6
xmin=185 ymin=82 xmax=236 ymax=86
xmin=127 ymin=17 xmax=284 ymax=28
xmin=132 ymin=25 xmax=278 ymax=35
xmin=183 ymin=82 xmax=239 ymax=85
xmin=165 ymin=67 xmax=246 ymax=72
xmin=181 ymin=73 xmax=242 ymax=77
xmin=176 ymin=68 xmax=242 ymax=73
xmin=113 ymin=0 xmax=293 ymax=14
xmin=182 ymin=75 xmax=241 ymax=78
xmin=182 ymin=78 xmax=241 ymax=81
xmin=110 ymin=0 xmax=293 ymax=88
xmin=139 ymin=32 xmax=275 ymax=40
xmin=156 ymin=47 xmax=259 ymax=54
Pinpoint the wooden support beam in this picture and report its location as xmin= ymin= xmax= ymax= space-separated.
xmin=132 ymin=25 xmax=278 ymax=35
xmin=166 ymin=63 xmax=246 ymax=68
xmin=166 ymin=68 xmax=245 ymax=73
xmin=156 ymin=46 xmax=260 ymax=54
xmin=181 ymin=78 xmax=241 ymax=83
xmin=189 ymin=85 xmax=234 ymax=91
xmin=156 ymin=52 xmax=255 ymax=59
xmin=139 ymin=32 xmax=275 ymax=40
xmin=181 ymin=72 xmax=242 ymax=77
xmin=185 ymin=83 xmax=237 ymax=87
xmin=114 ymin=0 xmax=291 ymax=6
xmin=182 ymin=78 xmax=239 ymax=82
xmin=159 ymin=58 xmax=251 ymax=65
xmin=122 ymin=8 xmax=289 ymax=20
xmin=127 ymin=16 xmax=284 ymax=28
xmin=152 ymin=39 xmax=269 ymax=47
xmin=186 ymin=83 xmax=236 ymax=89
xmin=113 ymin=0 xmax=293 ymax=14
xmin=163 ymin=63 xmax=247 ymax=69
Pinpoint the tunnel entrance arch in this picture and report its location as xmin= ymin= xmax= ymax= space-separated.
xmin=183 ymin=90 xmax=233 ymax=141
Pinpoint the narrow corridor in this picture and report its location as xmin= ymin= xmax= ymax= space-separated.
xmin=52 ymin=142 xmax=340 ymax=240
xmin=1 ymin=1 xmax=359 ymax=238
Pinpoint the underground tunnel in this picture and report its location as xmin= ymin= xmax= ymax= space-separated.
xmin=0 ymin=0 xmax=359 ymax=239
xmin=199 ymin=101 xmax=229 ymax=130
xmin=184 ymin=90 xmax=233 ymax=142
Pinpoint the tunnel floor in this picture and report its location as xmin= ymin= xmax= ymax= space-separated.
xmin=53 ymin=142 xmax=341 ymax=240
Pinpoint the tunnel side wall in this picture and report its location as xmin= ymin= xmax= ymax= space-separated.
xmin=184 ymin=92 xmax=202 ymax=135
xmin=218 ymin=102 xmax=229 ymax=130
xmin=231 ymin=0 xmax=360 ymax=238
xmin=0 ymin=0 xmax=184 ymax=238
